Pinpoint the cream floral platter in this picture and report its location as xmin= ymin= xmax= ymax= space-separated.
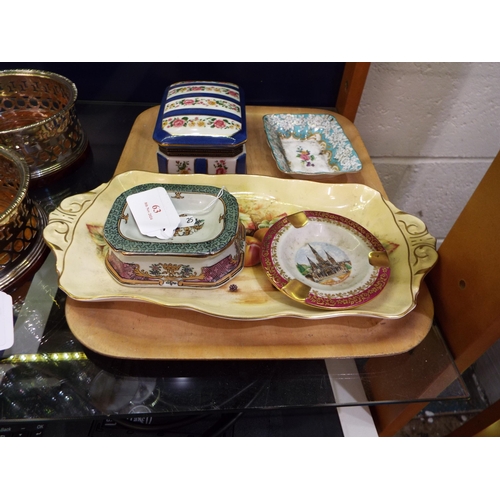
xmin=43 ymin=171 xmax=438 ymax=320
xmin=261 ymin=211 xmax=390 ymax=310
xmin=263 ymin=114 xmax=362 ymax=179
xmin=102 ymin=183 xmax=245 ymax=288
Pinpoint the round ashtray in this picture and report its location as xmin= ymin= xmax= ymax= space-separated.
xmin=0 ymin=69 xmax=89 ymax=183
xmin=0 ymin=147 xmax=49 ymax=293
xmin=260 ymin=210 xmax=390 ymax=310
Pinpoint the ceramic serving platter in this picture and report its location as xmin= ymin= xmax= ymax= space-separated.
xmin=263 ymin=113 xmax=362 ymax=179
xmin=261 ymin=211 xmax=390 ymax=310
xmin=43 ymin=171 xmax=438 ymax=320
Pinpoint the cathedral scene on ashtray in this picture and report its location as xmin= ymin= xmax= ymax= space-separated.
xmin=296 ymin=243 xmax=352 ymax=285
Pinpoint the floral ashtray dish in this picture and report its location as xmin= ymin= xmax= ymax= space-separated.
xmin=263 ymin=114 xmax=362 ymax=179
xmin=260 ymin=211 xmax=390 ymax=310
xmin=102 ymin=183 xmax=245 ymax=288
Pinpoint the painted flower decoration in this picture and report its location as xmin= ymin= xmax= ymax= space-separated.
xmin=176 ymin=160 xmax=191 ymax=174
xmin=296 ymin=147 xmax=315 ymax=167
xmin=214 ymin=159 xmax=227 ymax=174
xmin=86 ymin=224 xmax=109 ymax=258
xmin=149 ymin=263 xmax=163 ymax=276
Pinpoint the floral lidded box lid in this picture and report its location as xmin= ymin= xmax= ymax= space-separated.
xmin=152 ymin=81 xmax=247 ymax=148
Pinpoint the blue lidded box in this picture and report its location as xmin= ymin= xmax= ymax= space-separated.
xmin=152 ymin=81 xmax=247 ymax=174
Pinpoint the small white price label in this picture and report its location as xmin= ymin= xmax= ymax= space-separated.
xmin=126 ymin=187 xmax=181 ymax=239
xmin=179 ymin=216 xmax=198 ymax=228
xmin=0 ymin=291 xmax=14 ymax=351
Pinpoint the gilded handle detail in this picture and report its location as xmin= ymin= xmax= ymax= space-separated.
xmin=391 ymin=207 xmax=439 ymax=297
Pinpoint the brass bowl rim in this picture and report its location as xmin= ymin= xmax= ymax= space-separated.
xmin=0 ymin=146 xmax=29 ymax=226
xmin=0 ymin=68 xmax=78 ymax=136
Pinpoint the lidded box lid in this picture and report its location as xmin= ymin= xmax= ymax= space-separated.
xmin=152 ymin=81 xmax=246 ymax=148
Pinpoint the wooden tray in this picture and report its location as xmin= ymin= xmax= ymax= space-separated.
xmin=64 ymin=106 xmax=434 ymax=359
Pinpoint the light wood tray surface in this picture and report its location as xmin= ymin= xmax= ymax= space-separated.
xmin=65 ymin=106 xmax=434 ymax=359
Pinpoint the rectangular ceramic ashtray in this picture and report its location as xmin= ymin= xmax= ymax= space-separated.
xmin=103 ymin=183 xmax=245 ymax=288
xmin=263 ymin=113 xmax=362 ymax=180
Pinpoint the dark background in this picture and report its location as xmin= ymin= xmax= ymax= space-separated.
xmin=0 ymin=62 xmax=345 ymax=107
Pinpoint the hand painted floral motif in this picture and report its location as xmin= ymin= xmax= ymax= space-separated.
xmin=107 ymin=254 xmax=198 ymax=285
xmin=175 ymin=160 xmax=191 ymax=174
xmin=296 ymin=147 xmax=315 ymax=167
xmin=164 ymin=98 xmax=241 ymax=114
xmin=163 ymin=116 xmax=241 ymax=131
xmin=149 ymin=263 xmax=164 ymax=276
xmin=106 ymin=251 xmax=240 ymax=286
xmin=86 ymin=224 xmax=108 ymax=258
xmin=167 ymin=86 xmax=240 ymax=100
xmin=214 ymin=160 xmax=228 ymax=174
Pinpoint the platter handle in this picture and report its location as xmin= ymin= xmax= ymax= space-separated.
xmin=390 ymin=205 xmax=439 ymax=298
xmin=42 ymin=183 xmax=106 ymax=276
